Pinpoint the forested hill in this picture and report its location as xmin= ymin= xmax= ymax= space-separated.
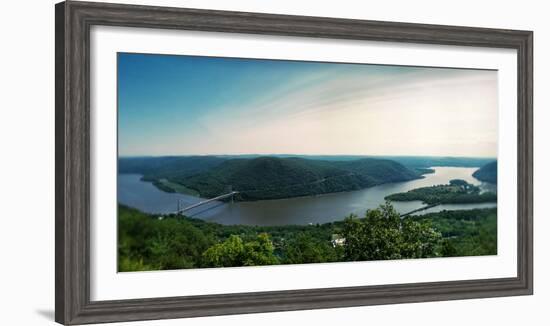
xmin=183 ymin=157 xmax=422 ymax=200
xmin=380 ymin=156 xmax=495 ymax=168
xmin=472 ymin=161 xmax=498 ymax=184
xmin=118 ymin=156 xmax=227 ymax=180
xmin=119 ymin=156 xmax=422 ymax=201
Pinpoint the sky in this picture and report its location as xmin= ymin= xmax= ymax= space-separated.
xmin=118 ymin=53 xmax=498 ymax=158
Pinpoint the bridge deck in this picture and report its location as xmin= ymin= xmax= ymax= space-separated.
xmin=177 ymin=191 xmax=239 ymax=214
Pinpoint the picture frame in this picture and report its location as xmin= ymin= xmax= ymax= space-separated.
xmin=55 ymin=1 xmax=533 ymax=324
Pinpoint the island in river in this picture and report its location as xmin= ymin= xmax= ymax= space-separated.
xmin=385 ymin=179 xmax=497 ymax=205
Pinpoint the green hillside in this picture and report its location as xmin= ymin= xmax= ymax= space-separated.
xmin=177 ymin=157 xmax=421 ymax=200
xmin=472 ymin=161 xmax=497 ymax=184
xmin=118 ymin=156 xmax=227 ymax=181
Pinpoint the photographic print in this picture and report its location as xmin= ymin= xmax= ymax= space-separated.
xmin=117 ymin=53 xmax=498 ymax=272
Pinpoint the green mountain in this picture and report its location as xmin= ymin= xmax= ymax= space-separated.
xmin=378 ymin=156 xmax=496 ymax=168
xmin=118 ymin=156 xmax=227 ymax=181
xmin=211 ymin=155 xmax=496 ymax=168
xmin=472 ymin=161 xmax=497 ymax=184
xmin=176 ymin=157 xmax=421 ymax=201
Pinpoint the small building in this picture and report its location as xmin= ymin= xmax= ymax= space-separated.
xmin=331 ymin=234 xmax=345 ymax=247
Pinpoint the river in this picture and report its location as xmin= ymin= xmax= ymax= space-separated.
xmin=118 ymin=167 xmax=497 ymax=226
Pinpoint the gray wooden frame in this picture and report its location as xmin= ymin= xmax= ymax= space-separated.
xmin=55 ymin=1 xmax=533 ymax=324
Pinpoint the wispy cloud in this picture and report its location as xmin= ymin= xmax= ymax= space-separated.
xmin=118 ymin=54 xmax=498 ymax=157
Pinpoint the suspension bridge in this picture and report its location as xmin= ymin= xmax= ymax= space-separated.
xmin=175 ymin=191 xmax=239 ymax=215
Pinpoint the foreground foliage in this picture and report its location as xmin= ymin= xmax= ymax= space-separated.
xmin=411 ymin=209 xmax=497 ymax=257
xmin=342 ymin=203 xmax=441 ymax=260
xmin=202 ymin=234 xmax=279 ymax=267
xmin=118 ymin=204 xmax=497 ymax=272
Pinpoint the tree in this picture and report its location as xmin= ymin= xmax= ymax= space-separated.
xmin=202 ymin=234 xmax=279 ymax=267
xmin=282 ymin=232 xmax=338 ymax=264
xmin=341 ymin=202 xmax=442 ymax=261
xmin=242 ymin=233 xmax=279 ymax=266
xmin=118 ymin=256 xmax=157 ymax=272
xmin=118 ymin=206 xmax=213 ymax=271
xmin=400 ymin=218 xmax=442 ymax=258
xmin=201 ymin=235 xmax=245 ymax=267
xmin=144 ymin=218 xmax=212 ymax=269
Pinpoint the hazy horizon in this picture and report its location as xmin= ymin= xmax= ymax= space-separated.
xmin=118 ymin=153 xmax=497 ymax=159
xmin=118 ymin=53 xmax=498 ymax=157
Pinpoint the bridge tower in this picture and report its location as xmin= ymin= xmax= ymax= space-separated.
xmin=176 ymin=199 xmax=183 ymax=216
xmin=224 ymin=185 xmax=234 ymax=204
